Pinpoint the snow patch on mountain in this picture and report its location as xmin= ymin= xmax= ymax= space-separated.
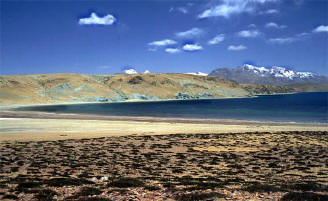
xmin=242 ymin=64 xmax=314 ymax=80
xmin=297 ymin=72 xmax=314 ymax=79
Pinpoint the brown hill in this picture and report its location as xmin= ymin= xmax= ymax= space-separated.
xmin=0 ymin=73 xmax=297 ymax=106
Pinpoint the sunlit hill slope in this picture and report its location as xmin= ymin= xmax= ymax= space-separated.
xmin=0 ymin=73 xmax=305 ymax=105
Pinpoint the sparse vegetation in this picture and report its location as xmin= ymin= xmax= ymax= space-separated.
xmin=34 ymin=189 xmax=58 ymax=201
xmin=108 ymin=177 xmax=145 ymax=188
xmin=128 ymin=75 xmax=144 ymax=84
xmin=0 ymin=131 xmax=327 ymax=200
xmin=281 ymin=192 xmax=328 ymax=201
xmin=45 ymin=177 xmax=94 ymax=187
xmin=174 ymin=192 xmax=224 ymax=201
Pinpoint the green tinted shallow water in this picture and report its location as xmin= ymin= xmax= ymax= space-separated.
xmin=16 ymin=92 xmax=328 ymax=123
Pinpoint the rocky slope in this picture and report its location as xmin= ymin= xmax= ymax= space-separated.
xmin=210 ymin=64 xmax=328 ymax=85
xmin=0 ymin=73 xmax=297 ymax=106
xmin=288 ymin=83 xmax=328 ymax=92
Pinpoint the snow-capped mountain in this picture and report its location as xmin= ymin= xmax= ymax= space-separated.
xmin=242 ymin=64 xmax=316 ymax=80
xmin=185 ymin=72 xmax=208 ymax=76
xmin=210 ymin=64 xmax=328 ymax=84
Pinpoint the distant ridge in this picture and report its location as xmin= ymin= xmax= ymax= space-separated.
xmin=210 ymin=64 xmax=328 ymax=84
xmin=0 ymin=73 xmax=298 ymax=105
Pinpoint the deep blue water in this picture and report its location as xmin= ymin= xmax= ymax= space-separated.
xmin=17 ymin=92 xmax=328 ymax=123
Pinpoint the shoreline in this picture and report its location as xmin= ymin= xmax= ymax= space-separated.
xmin=1 ymin=96 xmax=255 ymax=109
xmin=0 ymin=110 xmax=327 ymax=142
xmin=1 ymin=91 xmax=326 ymax=141
xmin=1 ymin=110 xmax=327 ymax=126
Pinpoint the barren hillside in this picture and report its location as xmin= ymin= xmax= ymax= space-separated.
xmin=0 ymin=73 xmax=296 ymax=105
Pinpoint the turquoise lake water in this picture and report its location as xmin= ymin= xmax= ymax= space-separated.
xmin=17 ymin=92 xmax=328 ymax=123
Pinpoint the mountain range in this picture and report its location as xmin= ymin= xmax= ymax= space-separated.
xmin=210 ymin=64 xmax=328 ymax=85
xmin=0 ymin=64 xmax=327 ymax=106
xmin=0 ymin=73 xmax=299 ymax=106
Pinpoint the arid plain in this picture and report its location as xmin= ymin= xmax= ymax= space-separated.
xmin=1 ymin=108 xmax=327 ymax=200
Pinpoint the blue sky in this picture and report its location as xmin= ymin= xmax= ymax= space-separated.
xmin=1 ymin=0 xmax=327 ymax=75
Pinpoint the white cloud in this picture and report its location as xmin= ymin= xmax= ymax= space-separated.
xmin=79 ymin=12 xmax=116 ymax=25
xmin=268 ymin=37 xmax=296 ymax=44
xmin=265 ymin=22 xmax=287 ymax=29
xmin=238 ymin=30 xmax=261 ymax=38
xmin=268 ymin=32 xmax=309 ymax=45
xmin=123 ymin=69 xmax=138 ymax=74
xmin=176 ymin=28 xmax=204 ymax=38
xmin=165 ymin=48 xmax=181 ymax=54
xmin=313 ymin=25 xmax=328 ymax=33
xmin=185 ymin=72 xmax=208 ymax=76
xmin=255 ymin=0 xmax=279 ymax=2
xmin=182 ymin=44 xmax=203 ymax=51
xmin=169 ymin=7 xmax=188 ymax=14
xmin=296 ymin=32 xmax=309 ymax=37
xmin=208 ymin=34 xmax=225 ymax=45
xmin=198 ymin=0 xmax=279 ymax=19
xmin=248 ymin=24 xmax=257 ymax=28
xmin=265 ymin=9 xmax=279 ymax=14
xmin=227 ymin=45 xmax=247 ymax=51
xmin=178 ymin=7 xmax=188 ymax=14
xmin=148 ymin=39 xmax=177 ymax=46
xmin=198 ymin=1 xmax=250 ymax=18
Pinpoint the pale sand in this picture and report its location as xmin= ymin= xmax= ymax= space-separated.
xmin=0 ymin=116 xmax=327 ymax=141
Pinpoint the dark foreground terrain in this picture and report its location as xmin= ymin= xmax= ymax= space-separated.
xmin=0 ymin=131 xmax=327 ymax=201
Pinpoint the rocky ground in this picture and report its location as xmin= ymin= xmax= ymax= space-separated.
xmin=0 ymin=131 xmax=327 ymax=201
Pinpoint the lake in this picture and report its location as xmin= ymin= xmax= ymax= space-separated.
xmin=16 ymin=92 xmax=328 ymax=123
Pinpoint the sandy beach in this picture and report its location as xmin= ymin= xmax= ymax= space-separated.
xmin=0 ymin=110 xmax=327 ymax=141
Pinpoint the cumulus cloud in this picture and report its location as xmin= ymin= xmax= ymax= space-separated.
xmin=268 ymin=37 xmax=296 ymax=44
xmin=313 ymin=25 xmax=328 ymax=33
xmin=198 ymin=1 xmax=250 ymax=18
xmin=165 ymin=48 xmax=181 ymax=54
xmin=198 ymin=0 xmax=279 ymax=19
xmin=265 ymin=22 xmax=287 ymax=29
xmin=79 ymin=12 xmax=116 ymax=25
xmin=182 ymin=44 xmax=203 ymax=51
xmin=148 ymin=39 xmax=177 ymax=46
xmin=121 ymin=66 xmax=137 ymax=74
xmin=238 ymin=30 xmax=261 ymax=38
xmin=227 ymin=45 xmax=247 ymax=51
xmin=175 ymin=28 xmax=204 ymax=38
xmin=123 ymin=69 xmax=137 ymax=74
xmin=208 ymin=34 xmax=225 ymax=45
